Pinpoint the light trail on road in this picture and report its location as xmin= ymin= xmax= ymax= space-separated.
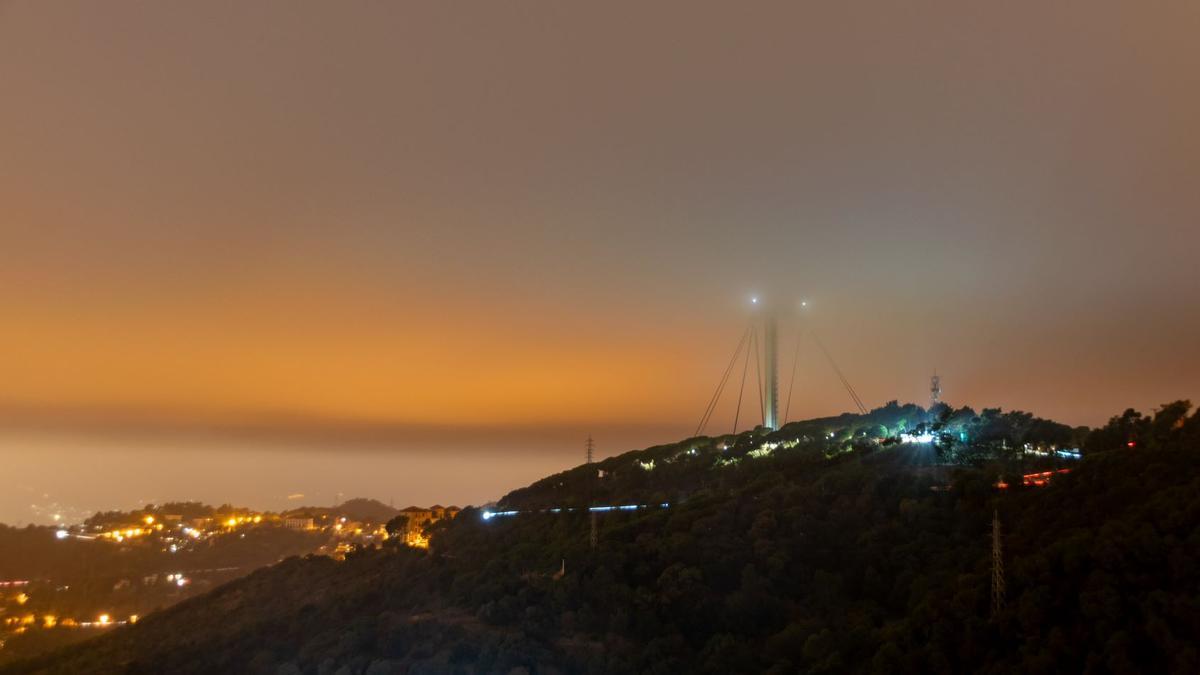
xmin=481 ymin=503 xmax=670 ymax=521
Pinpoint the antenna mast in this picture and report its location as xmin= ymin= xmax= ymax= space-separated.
xmin=763 ymin=308 xmax=778 ymax=430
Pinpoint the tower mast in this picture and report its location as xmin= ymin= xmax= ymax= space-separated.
xmin=763 ymin=308 xmax=778 ymax=430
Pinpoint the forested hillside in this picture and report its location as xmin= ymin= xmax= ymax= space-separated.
xmin=5 ymin=402 xmax=1198 ymax=674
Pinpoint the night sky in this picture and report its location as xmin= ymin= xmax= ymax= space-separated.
xmin=1 ymin=3 xmax=1197 ymax=516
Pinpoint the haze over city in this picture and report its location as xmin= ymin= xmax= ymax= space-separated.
xmin=3 ymin=2 xmax=1198 ymax=524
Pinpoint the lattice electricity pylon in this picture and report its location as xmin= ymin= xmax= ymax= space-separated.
xmin=587 ymin=435 xmax=598 ymax=549
xmin=991 ymin=509 xmax=1005 ymax=618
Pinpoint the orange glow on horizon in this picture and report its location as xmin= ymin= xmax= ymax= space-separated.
xmin=0 ymin=286 xmax=713 ymax=432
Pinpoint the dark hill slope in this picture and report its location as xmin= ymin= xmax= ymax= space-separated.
xmin=6 ymin=404 xmax=1199 ymax=674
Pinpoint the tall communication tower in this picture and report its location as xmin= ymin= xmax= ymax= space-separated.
xmin=586 ymin=435 xmax=598 ymax=549
xmin=930 ymin=372 xmax=942 ymax=407
xmin=991 ymin=509 xmax=1005 ymax=617
xmin=763 ymin=309 xmax=779 ymax=430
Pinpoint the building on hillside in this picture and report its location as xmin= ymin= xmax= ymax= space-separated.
xmin=284 ymin=517 xmax=315 ymax=531
xmin=394 ymin=505 xmax=461 ymax=549
xmin=400 ymin=506 xmax=434 ymax=526
xmin=334 ymin=519 xmax=364 ymax=535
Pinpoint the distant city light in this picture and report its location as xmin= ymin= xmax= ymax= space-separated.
xmin=56 ymin=529 xmax=69 ymax=539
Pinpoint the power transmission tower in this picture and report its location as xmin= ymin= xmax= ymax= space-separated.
xmin=991 ymin=509 xmax=1005 ymax=618
xmin=587 ymin=435 xmax=598 ymax=549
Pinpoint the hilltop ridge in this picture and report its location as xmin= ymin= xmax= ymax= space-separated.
xmin=5 ymin=401 xmax=1198 ymax=674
